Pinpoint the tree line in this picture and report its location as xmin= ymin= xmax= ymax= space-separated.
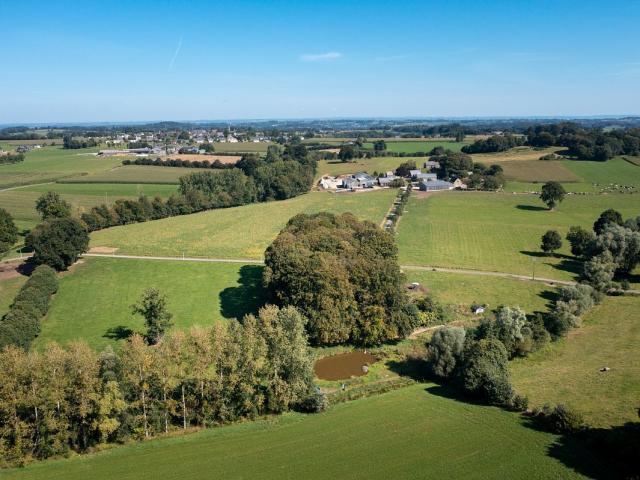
xmin=0 ymin=305 xmax=324 ymax=467
xmin=526 ymin=123 xmax=640 ymax=161
xmin=122 ymin=157 xmax=237 ymax=170
xmin=62 ymin=135 xmax=98 ymax=150
xmin=461 ymin=134 xmax=524 ymax=154
xmin=82 ymin=147 xmax=316 ymax=233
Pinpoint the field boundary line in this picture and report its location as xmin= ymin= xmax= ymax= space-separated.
xmin=83 ymin=253 xmax=263 ymax=264
xmin=400 ymin=264 xmax=576 ymax=286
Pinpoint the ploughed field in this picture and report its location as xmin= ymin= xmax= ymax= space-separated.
xmin=90 ymin=189 xmax=397 ymax=259
xmin=396 ymin=191 xmax=640 ymax=282
xmin=2 ymin=384 xmax=600 ymax=480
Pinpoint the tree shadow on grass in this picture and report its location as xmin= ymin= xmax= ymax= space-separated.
xmin=103 ymin=325 xmax=134 ymax=340
xmin=219 ymin=265 xmax=267 ymax=321
xmin=425 ymin=384 xmax=631 ymax=478
xmin=516 ymin=204 xmax=548 ymax=211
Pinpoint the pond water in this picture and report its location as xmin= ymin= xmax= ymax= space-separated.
xmin=314 ymin=351 xmax=378 ymax=381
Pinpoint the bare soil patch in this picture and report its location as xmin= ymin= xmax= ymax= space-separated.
xmin=89 ymin=246 xmax=118 ymax=254
xmin=0 ymin=260 xmax=33 ymax=281
xmin=166 ymin=154 xmax=241 ymax=164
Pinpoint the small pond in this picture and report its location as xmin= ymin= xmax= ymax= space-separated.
xmin=314 ymin=351 xmax=378 ymax=381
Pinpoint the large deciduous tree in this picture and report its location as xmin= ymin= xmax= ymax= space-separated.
xmin=263 ymin=212 xmax=419 ymax=346
xmin=35 ymin=191 xmax=71 ymax=220
xmin=26 ymin=217 xmax=89 ymax=271
xmin=131 ymin=288 xmax=174 ymax=345
xmin=540 ymin=181 xmax=566 ymax=210
xmin=0 ymin=207 xmax=19 ymax=253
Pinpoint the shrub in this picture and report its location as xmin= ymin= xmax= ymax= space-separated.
xmin=427 ymin=327 xmax=466 ymax=379
xmin=456 ymin=338 xmax=513 ymax=406
xmin=507 ymin=394 xmax=529 ymax=412
xmin=296 ymin=389 xmax=328 ymax=413
xmin=532 ymin=404 xmax=585 ymax=434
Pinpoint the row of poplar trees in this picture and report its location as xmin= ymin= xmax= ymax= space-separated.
xmin=0 ymin=305 xmax=318 ymax=467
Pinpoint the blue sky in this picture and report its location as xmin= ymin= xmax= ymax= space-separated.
xmin=1 ymin=0 xmax=639 ymax=122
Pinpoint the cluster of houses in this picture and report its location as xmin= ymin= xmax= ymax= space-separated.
xmin=319 ymin=160 xmax=465 ymax=192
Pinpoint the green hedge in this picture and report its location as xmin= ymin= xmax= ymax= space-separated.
xmin=0 ymin=265 xmax=58 ymax=350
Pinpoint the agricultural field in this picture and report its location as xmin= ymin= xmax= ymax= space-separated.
xmin=0 ymin=145 xmax=119 ymax=189
xmin=211 ymin=141 xmax=271 ymax=153
xmin=396 ymin=191 xmax=640 ymax=282
xmin=511 ymin=295 xmax=640 ymax=427
xmin=90 ymin=189 xmax=396 ymax=259
xmin=403 ymin=270 xmax=553 ymax=315
xmin=316 ymin=156 xmax=415 ymax=179
xmin=35 ymin=258 xmax=264 ymax=350
xmin=500 ymin=160 xmax=581 ymax=183
xmin=0 ymin=183 xmax=178 ymax=222
xmin=3 ymin=384 xmax=600 ymax=480
xmin=364 ymin=140 xmax=465 ymax=153
xmin=61 ymin=164 xmax=209 ymax=184
xmin=470 ymin=146 xmax=561 ymax=164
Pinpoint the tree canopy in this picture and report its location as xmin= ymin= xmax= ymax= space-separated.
xmin=263 ymin=212 xmax=419 ymax=346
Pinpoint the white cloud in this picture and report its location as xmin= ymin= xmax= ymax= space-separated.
xmin=300 ymin=52 xmax=343 ymax=62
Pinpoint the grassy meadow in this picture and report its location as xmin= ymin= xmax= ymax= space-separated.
xmin=316 ymin=156 xmax=414 ymax=179
xmin=61 ymin=164 xmax=209 ymax=184
xmin=90 ymin=190 xmax=396 ymax=259
xmin=35 ymin=257 xmax=264 ymax=350
xmin=396 ymin=191 xmax=640 ymax=281
xmin=3 ymin=384 xmax=600 ymax=480
xmin=511 ymin=295 xmax=640 ymax=427
xmin=0 ymin=275 xmax=27 ymax=317
xmin=404 ymin=270 xmax=553 ymax=315
xmin=364 ymin=140 xmax=465 ymax=153
xmin=0 ymin=183 xmax=178 ymax=222
xmin=0 ymin=145 xmax=119 ymax=188
xmin=212 ymin=141 xmax=271 ymax=153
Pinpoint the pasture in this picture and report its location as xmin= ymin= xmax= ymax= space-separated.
xmin=0 ymin=146 xmax=119 ymax=188
xmin=364 ymin=140 xmax=465 ymax=153
xmin=316 ymin=156 xmax=414 ymax=179
xmin=3 ymin=384 xmax=599 ymax=480
xmin=500 ymin=160 xmax=581 ymax=183
xmin=61 ymin=165 xmax=209 ymax=184
xmin=470 ymin=146 xmax=560 ymax=164
xmin=0 ymin=275 xmax=27 ymax=317
xmin=35 ymin=258 xmax=264 ymax=350
xmin=211 ymin=141 xmax=271 ymax=153
xmin=0 ymin=183 xmax=177 ymax=222
xmin=511 ymin=296 xmax=640 ymax=427
xmin=90 ymin=190 xmax=396 ymax=259
xmin=404 ymin=270 xmax=552 ymax=314
xmin=396 ymin=191 xmax=640 ymax=281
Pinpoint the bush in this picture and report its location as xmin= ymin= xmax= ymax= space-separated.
xmin=531 ymin=404 xmax=585 ymax=434
xmin=427 ymin=327 xmax=466 ymax=379
xmin=456 ymin=338 xmax=513 ymax=406
xmin=507 ymin=394 xmax=529 ymax=412
xmin=296 ymin=389 xmax=328 ymax=413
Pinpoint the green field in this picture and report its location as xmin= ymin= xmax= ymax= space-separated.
xmin=0 ymin=275 xmax=27 ymax=317
xmin=501 ymin=160 xmax=581 ymax=183
xmin=35 ymin=258 xmax=263 ymax=350
xmin=3 ymin=384 xmax=599 ymax=480
xmin=396 ymin=191 xmax=640 ymax=281
xmin=404 ymin=270 xmax=553 ymax=314
xmin=316 ymin=156 xmax=414 ymax=179
xmin=0 ymin=146 xmax=119 ymax=189
xmin=563 ymin=157 xmax=640 ymax=188
xmin=364 ymin=140 xmax=465 ymax=153
xmin=90 ymin=190 xmax=396 ymax=259
xmin=212 ymin=141 xmax=271 ymax=153
xmin=0 ymin=183 xmax=178 ymax=222
xmin=61 ymin=165 xmax=209 ymax=184
xmin=511 ymin=295 xmax=640 ymax=427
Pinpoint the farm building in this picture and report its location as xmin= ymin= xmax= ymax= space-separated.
xmin=416 ymin=173 xmax=437 ymax=182
xmin=419 ymin=179 xmax=453 ymax=191
xmin=409 ymin=169 xmax=422 ymax=180
xmin=378 ymin=174 xmax=398 ymax=187
xmin=423 ymin=160 xmax=440 ymax=170
xmin=342 ymin=172 xmax=376 ymax=189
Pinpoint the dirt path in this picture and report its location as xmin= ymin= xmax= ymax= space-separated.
xmin=401 ymin=264 xmax=576 ymax=286
xmin=0 ymin=181 xmax=55 ymax=193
